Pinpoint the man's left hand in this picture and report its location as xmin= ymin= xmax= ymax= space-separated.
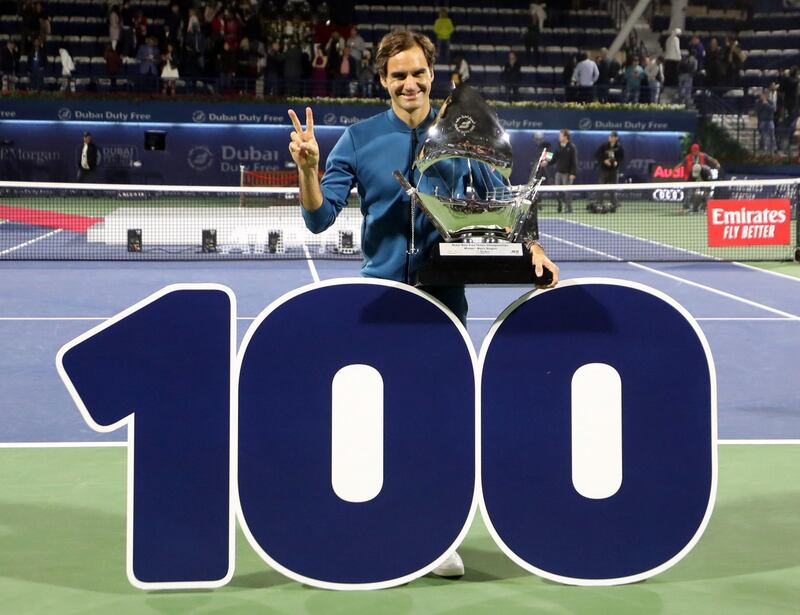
xmin=529 ymin=243 xmax=559 ymax=288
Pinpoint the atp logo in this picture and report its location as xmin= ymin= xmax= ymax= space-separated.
xmin=187 ymin=146 xmax=214 ymax=171
xmin=454 ymin=115 xmax=476 ymax=135
xmin=192 ymin=110 xmax=207 ymax=123
xmin=58 ymin=107 xmax=72 ymax=120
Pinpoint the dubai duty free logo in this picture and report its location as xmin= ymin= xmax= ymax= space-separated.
xmin=187 ymin=146 xmax=214 ymax=171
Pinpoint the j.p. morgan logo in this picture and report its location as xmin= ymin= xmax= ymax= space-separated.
xmin=58 ymin=107 xmax=72 ymax=120
xmin=187 ymin=146 xmax=214 ymax=171
xmin=454 ymin=115 xmax=476 ymax=135
xmin=192 ymin=110 xmax=207 ymax=123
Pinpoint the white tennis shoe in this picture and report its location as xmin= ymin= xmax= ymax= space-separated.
xmin=431 ymin=550 xmax=464 ymax=578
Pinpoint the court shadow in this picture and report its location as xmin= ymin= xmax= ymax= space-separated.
xmin=457 ymin=545 xmax=530 ymax=582
xmin=227 ymin=569 xmax=292 ymax=589
xmin=654 ymin=490 xmax=800 ymax=583
xmin=0 ymin=500 xmax=130 ymax=594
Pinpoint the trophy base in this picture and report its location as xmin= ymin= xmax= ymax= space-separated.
xmin=414 ymin=243 xmax=553 ymax=286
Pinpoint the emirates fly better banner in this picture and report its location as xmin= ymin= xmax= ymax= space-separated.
xmin=707 ymin=199 xmax=792 ymax=247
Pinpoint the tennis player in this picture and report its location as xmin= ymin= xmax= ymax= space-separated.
xmin=288 ymin=30 xmax=559 ymax=577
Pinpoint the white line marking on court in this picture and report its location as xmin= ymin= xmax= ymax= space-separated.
xmin=695 ymin=317 xmax=797 ymax=321
xmin=303 ymin=244 xmax=320 ymax=283
xmin=0 ymin=441 xmax=127 ymax=448
xmin=0 ymin=228 xmax=63 ymax=256
xmin=627 ymin=262 xmax=800 ymax=321
xmin=0 ymin=317 xmax=108 ymax=321
xmin=718 ymin=439 xmax=800 ymax=445
xmin=541 ymin=231 xmax=800 ymax=320
xmin=732 ymin=261 xmax=800 ymax=284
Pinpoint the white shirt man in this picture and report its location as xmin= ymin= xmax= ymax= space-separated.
xmin=572 ymin=55 xmax=599 ymax=87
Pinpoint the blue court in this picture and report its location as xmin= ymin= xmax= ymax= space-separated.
xmin=1 ymin=258 xmax=798 ymax=443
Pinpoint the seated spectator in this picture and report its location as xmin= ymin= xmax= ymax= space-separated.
xmin=502 ymin=51 xmax=522 ymax=101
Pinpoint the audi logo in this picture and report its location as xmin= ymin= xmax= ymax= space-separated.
xmin=652 ymin=188 xmax=685 ymax=202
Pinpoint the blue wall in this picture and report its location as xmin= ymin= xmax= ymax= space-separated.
xmin=0 ymin=122 xmax=684 ymax=185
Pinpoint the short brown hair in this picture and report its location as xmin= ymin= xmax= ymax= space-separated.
xmin=375 ymin=30 xmax=436 ymax=78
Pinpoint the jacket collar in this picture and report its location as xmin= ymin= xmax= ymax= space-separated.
xmin=386 ymin=105 xmax=437 ymax=133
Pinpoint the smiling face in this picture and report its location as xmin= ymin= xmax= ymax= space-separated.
xmin=380 ymin=44 xmax=433 ymax=124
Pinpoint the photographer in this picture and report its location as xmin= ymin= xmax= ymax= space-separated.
xmin=595 ymin=131 xmax=624 ymax=211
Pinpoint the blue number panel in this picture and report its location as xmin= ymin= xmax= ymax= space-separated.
xmin=57 ymin=285 xmax=235 ymax=589
xmin=480 ymin=279 xmax=716 ymax=584
xmin=236 ymin=280 xmax=477 ymax=589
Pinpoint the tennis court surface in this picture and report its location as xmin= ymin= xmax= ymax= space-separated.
xmin=1 ymin=255 xmax=799 ymax=614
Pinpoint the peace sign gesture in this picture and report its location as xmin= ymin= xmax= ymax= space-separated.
xmin=288 ymin=107 xmax=319 ymax=173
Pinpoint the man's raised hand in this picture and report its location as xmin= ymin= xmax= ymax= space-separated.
xmin=288 ymin=107 xmax=319 ymax=173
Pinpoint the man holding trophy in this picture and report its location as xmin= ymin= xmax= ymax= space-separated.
xmin=288 ymin=28 xmax=559 ymax=580
xmin=289 ymin=29 xmax=559 ymax=323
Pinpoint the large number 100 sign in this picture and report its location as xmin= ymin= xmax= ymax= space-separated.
xmin=56 ymin=278 xmax=716 ymax=591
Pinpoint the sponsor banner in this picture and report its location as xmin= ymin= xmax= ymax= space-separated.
xmin=652 ymin=188 xmax=685 ymax=202
xmin=0 ymin=99 xmax=698 ymax=132
xmin=0 ymin=124 xmax=683 ymax=185
xmin=707 ymin=199 xmax=791 ymax=247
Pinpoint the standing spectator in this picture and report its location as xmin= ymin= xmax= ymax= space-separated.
xmin=58 ymin=47 xmax=75 ymax=92
xmin=27 ymin=36 xmax=47 ymax=91
xmin=310 ymin=43 xmax=328 ymax=96
xmin=687 ymin=35 xmax=705 ymax=71
xmin=182 ymin=9 xmax=206 ymax=77
xmin=678 ymin=49 xmax=698 ymax=106
xmin=132 ymin=9 xmax=148 ymax=52
xmin=622 ymin=56 xmax=644 ymax=103
xmin=501 ymin=51 xmax=522 ymax=101
xmin=1 ymin=40 xmax=20 ymax=93
xmin=165 ymin=3 xmax=184 ymax=48
xmin=724 ymin=36 xmax=746 ymax=87
xmin=77 ymin=131 xmax=98 ymax=182
xmin=265 ymin=39 xmax=282 ymax=96
xmin=103 ymin=43 xmax=122 ymax=91
xmin=705 ymin=37 xmax=723 ymax=89
xmin=543 ymin=129 xmax=577 ymax=213
xmin=595 ymin=131 xmax=624 ymax=210
xmin=35 ymin=2 xmax=50 ymax=45
xmin=109 ymin=5 xmax=121 ymax=51
xmin=20 ymin=0 xmax=38 ymax=54
xmin=645 ymin=55 xmax=664 ymax=103
xmin=136 ymin=35 xmax=160 ymax=91
xmin=357 ymin=49 xmax=375 ymax=98
xmin=596 ymin=47 xmax=620 ymax=102
xmin=281 ymin=37 xmax=305 ymax=96
xmin=218 ymin=40 xmax=237 ymax=92
xmin=119 ymin=0 xmax=134 ymax=56
xmin=338 ymin=44 xmax=353 ymax=96
xmin=778 ymin=66 xmax=799 ymax=123
xmin=347 ymin=26 xmax=365 ymax=66
xmin=755 ymin=89 xmax=777 ymax=154
xmin=524 ymin=2 xmax=546 ymax=65
xmin=161 ymin=42 xmax=179 ymax=96
xmin=571 ymin=52 xmax=599 ymax=102
xmin=663 ymin=28 xmax=681 ymax=88
xmin=222 ymin=8 xmax=241 ymax=51
xmin=433 ymin=9 xmax=454 ymax=65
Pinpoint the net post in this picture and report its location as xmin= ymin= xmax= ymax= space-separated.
xmin=795 ymin=181 xmax=800 ymax=262
xmin=239 ymin=165 xmax=246 ymax=208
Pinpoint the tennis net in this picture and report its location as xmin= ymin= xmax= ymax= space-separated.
xmin=0 ymin=178 xmax=797 ymax=262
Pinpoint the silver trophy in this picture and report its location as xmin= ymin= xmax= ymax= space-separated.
xmin=394 ymin=84 xmax=548 ymax=285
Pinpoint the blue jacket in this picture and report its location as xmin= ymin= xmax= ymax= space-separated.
xmin=302 ymin=107 xmax=502 ymax=282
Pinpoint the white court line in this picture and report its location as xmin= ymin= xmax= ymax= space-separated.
xmin=694 ymin=317 xmax=796 ymax=321
xmin=0 ymin=228 xmax=63 ymax=256
xmin=2 ymin=440 xmax=797 ymax=448
xmin=627 ymin=262 xmax=800 ymax=321
xmin=719 ymin=439 xmax=800 ymax=445
xmin=302 ymin=244 xmax=320 ymax=283
xmin=542 ymin=233 xmax=800 ymax=321
xmin=0 ymin=441 xmax=126 ymax=448
xmin=732 ymin=261 xmax=800 ymax=284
